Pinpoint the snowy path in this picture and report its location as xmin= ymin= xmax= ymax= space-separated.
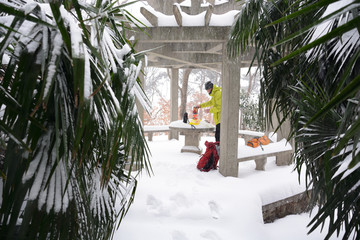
xmin=115 ymin=135 xmax=345 ymax=240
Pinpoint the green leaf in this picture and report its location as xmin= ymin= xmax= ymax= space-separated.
xmin=333 ymin=118 xmax=360 ymax=156
xmin=49 ymin=3 xmax=71 ymax=53
xmin=0 ymin=120 xmax=31 ymax=152
xmin=0 ymin=1 xmax=53 ymax=28
xmin=266 ymin=0 xmax=338 ymax=27
xmin=306 ymin=74 xmax=360 ymax=127
xmin=270 ymin=0 xmax=359 ymax=48
xmin=271 ymin=16 xmax=360 ymax=67
xmin=1 ymin=0 xmax=151 ymax=239
xmin=348 ymin=151 xmax=360 ymax=169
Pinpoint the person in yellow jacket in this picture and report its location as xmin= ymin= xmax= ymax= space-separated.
xmin=195 ymin=81 xmax=222 ymax=142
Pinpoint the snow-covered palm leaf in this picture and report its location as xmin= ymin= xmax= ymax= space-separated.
xmin=274 ymin=1 xmax=360 ymax=238
xmin=0 ymin=0 xmax=150 ymax=239
xmin=227 ymin=0 xmax=265 ymax=58
xmin=229 ymin=0 xmax=323 ymax=129
xmin=228 ymin=0 xmax=360 ymax=238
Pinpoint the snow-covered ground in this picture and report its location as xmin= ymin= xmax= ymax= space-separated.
xmin=115 ymin=134 xmax=346 ymax=240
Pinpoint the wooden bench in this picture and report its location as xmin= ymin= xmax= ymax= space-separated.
xmin=237 ymin=139 xmax=293 ymax=171
xmin=143 ymin=125 xmax=170 ymax=141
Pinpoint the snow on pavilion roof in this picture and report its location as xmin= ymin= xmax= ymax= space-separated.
xmin=125 ymin=0 xmax=241 ymax=27
xmin=124 ymin=0 xmax=254 ymax=71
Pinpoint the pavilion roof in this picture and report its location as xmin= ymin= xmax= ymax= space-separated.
xmin=126 ymin=0 xmax=255 ymax=71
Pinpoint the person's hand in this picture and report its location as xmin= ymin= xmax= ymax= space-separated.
xmin=204 ymin=109 xmax=210 ymax=113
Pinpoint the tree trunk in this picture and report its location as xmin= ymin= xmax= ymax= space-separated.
xmin=199 ymin=74 xmax=205 ymax=120
xmin=179 ymin=68 xmax=192 ymax=119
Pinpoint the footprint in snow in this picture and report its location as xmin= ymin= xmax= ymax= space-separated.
xmin=172 ymin=230 xmax=189 ymax=240
xmin=170 ymin=192 xmax=190 ymax=208
xmin=146 ymin=195 xmax=162 ymax=214
xmin=200 ymin=230 xmax=222 ymax=240
xmin=208 ymin=201 xmax=220 ymax=219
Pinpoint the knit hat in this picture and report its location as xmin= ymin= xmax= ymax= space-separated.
xmin=205 ymin=81 xmax=213 ymax=90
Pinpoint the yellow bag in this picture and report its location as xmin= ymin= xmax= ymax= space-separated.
xmin=189 ymin=119 xmax=201 ymax=125
xmin=189 ymin=107 xmax=200 ymax=125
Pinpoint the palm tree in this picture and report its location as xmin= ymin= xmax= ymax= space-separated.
xmin=228 ymin=0 xmax=360 ymax=239
xmin=0 ymin=0 xmax=151 ymax=239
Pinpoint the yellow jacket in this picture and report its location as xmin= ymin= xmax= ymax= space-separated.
xmin=200 ymin=84 xmax=222 ymax=125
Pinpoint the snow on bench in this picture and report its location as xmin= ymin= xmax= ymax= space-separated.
xmin=238 ymin=130 xmax=264 ymax=142
xmin=143 ymin=125 xmax=170 ymax=141
xmin=237 ymin=138 xmax=293 ymax=171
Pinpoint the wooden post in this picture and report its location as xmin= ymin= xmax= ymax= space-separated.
xmin=136 ymin=65 xmax=145 ymax=124
xmin=219 ymin=43 xmax=241 ymax=177
xmin=169 ymin=68 xmax=179 ymax=140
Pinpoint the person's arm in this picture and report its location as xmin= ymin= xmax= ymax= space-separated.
xmin=199 ymin=98 xmax=214 ymax=108
xmin=209 ymin=91 xmax=221 ymax=114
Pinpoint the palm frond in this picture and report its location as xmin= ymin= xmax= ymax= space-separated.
xmin=229 ymin=0 xmax=360 ymax=238
xmin=0 ymin=0 xmax=150 ymax=239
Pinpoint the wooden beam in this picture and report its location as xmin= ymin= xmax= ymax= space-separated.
xmin=137 ymin=42 xmax=223 ymax=55
xmin=145 ymin=55 xmax=222 ymax=69
xmin=147 ymin=51 xmax=223 ymax=64
xmin=134 ymin=26 xmax=231 ymax=43
xmin=207 ymin=43 xmax=222 ymax=53
xmin=173 ymin=4 xmax=182 ymax=26
xmin=138 ymin=39 xmax=225 ymax=43
xmin=140 ymin=7 xmax=158 ymax=27
xmin=172 ymin=50 xmax=222 ymax=55
xmin=135 ymin=42 xmax=256 ymax=67
xmin=205 ymin=5 xmax=213 ymax=26
xmin=138 ymin=42 xmax=221 ymax=52
xmin=147 ymin=52 xmax=221 ymax=71
xmin=171 ymin=42 xmax=222 ymax=52
xmin=146 ymin=62 xmax=222 ymax=71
